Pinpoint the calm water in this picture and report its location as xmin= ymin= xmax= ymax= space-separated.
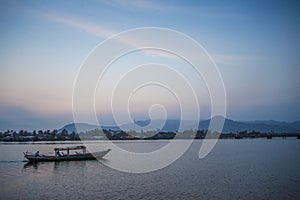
xmin=0 ymin=139 xmax=299 ymax=199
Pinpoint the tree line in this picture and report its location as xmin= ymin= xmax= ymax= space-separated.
xmin=0 ymin=128 xmax=299 ymax=142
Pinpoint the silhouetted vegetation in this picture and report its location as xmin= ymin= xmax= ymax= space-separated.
xmin=0 ymin=129 xmax=79 ymax=141
xmin=0 ymin=128 xmax=299 ymax=142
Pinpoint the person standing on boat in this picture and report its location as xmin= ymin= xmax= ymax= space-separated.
xmin=34 ymin=151 xmax=40 ymax=157
xmin=56 ymin=151 xmax=62 ymax=157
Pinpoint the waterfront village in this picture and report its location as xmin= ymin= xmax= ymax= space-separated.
xmin=1 ymin=128 xmax=299 ymax=142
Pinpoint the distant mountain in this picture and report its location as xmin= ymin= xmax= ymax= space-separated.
xmin=242 ymin=120 xmax=300 ymax=132
xmin=119 ymin=119 xmax=197 ymax=132
xmin=245 ymin=120 xmax=289 ymax=126
xmin=289 ymin=121 xmax=300 ymax=130
xmin=58 ymin=123 xmax=99 ymax=134
xmin=122 ymin=117 xmax=299 ymax=133
xmin=58 ymin=123 xmax=121 ymax=134
xmin=59 ymin=118 xmax=300 ymax=134
xmin=200 ymin=118 xmax=299 ymax=133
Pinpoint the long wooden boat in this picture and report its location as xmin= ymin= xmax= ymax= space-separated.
xmin=24 ymin=145 xmax=111 ymax=162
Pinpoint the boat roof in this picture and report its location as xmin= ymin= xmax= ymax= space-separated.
xmin=54 ymin=145 xmax=86 ymax=151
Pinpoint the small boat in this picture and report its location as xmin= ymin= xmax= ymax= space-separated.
xmin=24 ymin=145 xmax=111 ymax=162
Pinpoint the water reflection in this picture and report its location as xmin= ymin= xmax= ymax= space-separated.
xmin=53 ymin=160 xmax=89 ymax=169
xmin=22 ymin=160 xmax=104 ymax=170
xmin=98 ymin=158 xmax=109 ymax=164
xmin=23 ymin=161 xmax=39 ymax=169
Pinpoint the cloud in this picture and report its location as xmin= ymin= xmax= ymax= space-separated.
xmin=100 ymin=0 xmax=246 ymax=20
xmin=211 ymin=54 xmax=255 ymax=65
xmin=42 ymin=13 xmax=115 ymax=38
xmin=100 ymin=0 xmax=178 ymax=12
xmin=142 ymin=49 xmax=180 ymax=60
xmin=41 ymin=13 xmax=253 ymax=64
xmin=41 ymin=13 xmax=180 ymax=60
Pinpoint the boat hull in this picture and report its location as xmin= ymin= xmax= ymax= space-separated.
xmin=25 ymin=149 xmax=111 ymax=162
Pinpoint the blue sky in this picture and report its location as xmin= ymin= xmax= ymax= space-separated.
xmin=0 ymin=0 xmax=299 ymax=131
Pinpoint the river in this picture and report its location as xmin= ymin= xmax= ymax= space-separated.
xmin=0 ymin=139 xmax=299 ymax=199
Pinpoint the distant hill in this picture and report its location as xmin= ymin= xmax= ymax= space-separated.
xmin=244 ymin=120 xmax=300 ymax=129
xmin=289 ymin=121 xmax=300 ymax=130
xmin=58 ymin=123 xmax=99 ymax=134
xmin=122 ymin=117 xmax=300 ymax=133
xmin=119 ymin=119 xmax=197 ymax=132
xmin=59 ymin=118 xmax=300 ymax=134
xmin=200 ymin=118 xmax=299 ymax=133
xmin=58 ymin=123 xmax=121 ymax=134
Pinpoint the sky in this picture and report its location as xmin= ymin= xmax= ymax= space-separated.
xmin=0 ymin=0 xmax=300 ymax=131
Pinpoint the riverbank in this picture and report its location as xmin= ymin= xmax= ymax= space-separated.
xmin=1 ymin=130 xmax=299 ymax=142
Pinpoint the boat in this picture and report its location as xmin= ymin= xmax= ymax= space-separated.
xmin=24 ymin=145 xmax=111 ymax=162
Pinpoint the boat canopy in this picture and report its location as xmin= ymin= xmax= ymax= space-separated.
xmin=54 ymin=145 xmax=87 ymax=155
xmin=54 ymin=145 xmax=86 ymax=151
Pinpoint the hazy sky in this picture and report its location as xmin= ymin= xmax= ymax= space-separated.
xmin=1 ymin=0 xmax=299 ymax=131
